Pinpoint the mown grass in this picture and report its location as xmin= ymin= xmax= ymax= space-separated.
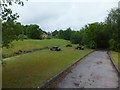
xmin=110 ymin=51 xmax=120 ymax=69
xmin=2 ymin=39 xmax=70 ymax=55
xmin=2 ymin=39 xmax=93 ymax=88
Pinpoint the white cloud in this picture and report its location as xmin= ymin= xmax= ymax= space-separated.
xmin=10 ymin=1 xmax=119 ymax=31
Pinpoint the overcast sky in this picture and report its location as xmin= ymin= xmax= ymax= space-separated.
xmin=10 ymin=0 xmax=119 ymax=31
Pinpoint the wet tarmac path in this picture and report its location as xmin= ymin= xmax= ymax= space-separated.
xmin=57 ymin=50 xmax=119 ymax=88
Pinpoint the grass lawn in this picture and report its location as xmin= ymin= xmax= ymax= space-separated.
xmin=3 ymin=39 xmax=70 ymax=55
xmin=110 ymin=51 xmax=120 ymax=69
xmin=2 ymin=39 xmax=93 ymax=88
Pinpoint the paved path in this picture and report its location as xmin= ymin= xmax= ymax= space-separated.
xmin=57 ymin=50 xmax=119 ymax=88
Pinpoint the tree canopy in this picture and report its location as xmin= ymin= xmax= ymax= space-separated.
xmin=52 ymin=8 xmax=120 ymax=52
xmin=1 ymin=0 xmax=24 ymax=47
xmin=1 ymin=1 xmax=119 ymax=52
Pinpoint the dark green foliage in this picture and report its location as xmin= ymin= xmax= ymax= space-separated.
xmin=70 ymin=31 xmax=83 ymax=44
xmin=63 ymin=28 xmax=72 ymax=40
xmin=83 ymin=23 xmax=98 ymax=48
xmin=57 ymin=28 xmax=72 ymax=40
xmin=2 ymin=1 xmax=119 ymax=53
xmin=1 ymin=0 xmax=47 ymax=48
xmin=52 ymin=30 xmax=58 ymax=38
xmin=57 ymin=30 xmax=64 ymax=39
xmin=1 ymin=0 xmax=24 ymax=47
xmin=25 ymin=24 xmax=43 ymax=39
xmin=52 ymin=8 xmax=120 ymax=52
xmin=2 ymin=21 xmax=16 ymax=48
xmin=83 ymin=8 xmax=120 ymax=51
xmin=106 ymin=8 xmax=120 ymax=52
xmin=83 ymin=23 xmax=110 ymax=49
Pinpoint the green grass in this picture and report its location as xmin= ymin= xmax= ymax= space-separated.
xmin=3 ymin=39 xmax=70 ymax=55
xmin=2 ymin=39 xmax=93 ymax=88
xmin=110 ymin=51 xmax=120 ymax=69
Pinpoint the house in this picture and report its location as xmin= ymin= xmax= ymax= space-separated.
xmin=42 ymin=33 xmax=48 ymax=39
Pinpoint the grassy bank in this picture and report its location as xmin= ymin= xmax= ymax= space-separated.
xmin=110 ymin=51 xmax=119 ymax=69
xmin=3 ymin=39 xmax=93 ymax=88
xmin=3 ymin=39 xmax=70 ymax=55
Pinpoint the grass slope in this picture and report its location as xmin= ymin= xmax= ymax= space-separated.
xmin=110 ymin=51 xmax=120 ymax=69
xmin=3 ymin=39 xmax=92 ymax=88
xmin=3 ymin=39 xmax=70 ymax=55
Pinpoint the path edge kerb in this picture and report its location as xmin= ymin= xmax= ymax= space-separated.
xmin=38 ymin=50 xmax=95 ymax=88
xmin=107 ymin=51 xmax=120 ymax=75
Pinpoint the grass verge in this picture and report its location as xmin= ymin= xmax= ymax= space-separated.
xmin=110 ymin=51 xmax=120 ymax=69
xmin=2 ymin=39 xmax=70 ymax=55
xmin=3 ymin=40 xmax=92 ymax=88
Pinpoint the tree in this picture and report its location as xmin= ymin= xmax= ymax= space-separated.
xmin=57 ymin=28 xmax=72 ymax=40
xmin=2 ymin=22 xmax=24 ymax=47
xmin=25 ymin=24 xmax=43 ymax=39
xmin=106 ymin=8 xmax=120 ymax=51
xmin=63 ymin=28 xmax=72 ymax=40
xmin=52 ymin=30 xmax=58 ymax=38
xmin=70 ymin=31 xmax=83 ymax=44
xmin=1 ymin=0 xmax=24 ymax=47
xmin=57 ymin=30 xmax=64 ymax=39
xmin=83 ymin=23 xmax=98 ymax=48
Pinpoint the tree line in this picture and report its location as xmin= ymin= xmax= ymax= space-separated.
xmin=52 ymin=8 xmax=120 ymax=52
xmin=1 ymin=1 xmax=120 ymax=52
xmin=2 ymin=22 xmax=46 ymax=47
xmin=1 ymin=0 xmax=47 ymax=48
